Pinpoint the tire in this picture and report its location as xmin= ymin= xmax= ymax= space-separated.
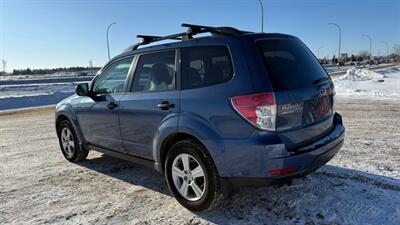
xmin=164 ymin=139 xmax=224 ymax=212
xmin=57 ymin=120 xmax=88 ymax=162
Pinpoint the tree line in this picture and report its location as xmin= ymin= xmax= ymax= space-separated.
xmin=10 ymin=67 xmax=101 ymax=75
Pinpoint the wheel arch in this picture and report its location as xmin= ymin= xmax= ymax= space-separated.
xmin=55 ymin=114 xmax=70 ymax=132
xmin=159 ymin=133 xmax=195 ymax=171
xmin=155 ymin=113 xmax=225 ymax=174
xmin=55 ymin=109 xmax=85 ymax=144
xmin=158 ymin=132 xmax=223 ymax=175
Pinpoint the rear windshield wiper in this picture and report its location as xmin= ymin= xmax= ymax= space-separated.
xmin=312 ymin=77 xmax=330 ymax=85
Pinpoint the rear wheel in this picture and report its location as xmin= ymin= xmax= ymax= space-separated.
xmin=165 ymin=139 xmax=224 ymax=212
xmin=57 ymin=120 xmax=88 ymax=162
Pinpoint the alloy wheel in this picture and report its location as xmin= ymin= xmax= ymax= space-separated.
xmin=171 ymin=153 xmax=206 ymax=201
xmin=60 ymin=127 xmax=75 ymax=158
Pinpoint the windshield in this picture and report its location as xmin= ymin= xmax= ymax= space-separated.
xmin=258 ymin=38 xmax=329 ymax=91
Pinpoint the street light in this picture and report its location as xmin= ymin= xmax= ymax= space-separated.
xmin=328 ymin=23 xmax=341 ymax=69
xmin=258 ymin=0 xmax=264 ymax=32
xmin=361 ymin=35 xmax=372 ymax=59
xmin=382 ymin=41 xmax=389 ymax=62
xmin=106 ymin=22 xmax=117 ymax=60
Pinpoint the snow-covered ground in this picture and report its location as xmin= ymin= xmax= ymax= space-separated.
xmin=0 ymin=66 xmax=399 ymax=224
xmin=333 ymin=65 xmax=400 ymax=100
xmin=1 ymin=100 xmax=399 ymax=225
xmin=0 ymin=71 xmax=95 ymax=81
xmin=0 ymin=73 xmax=94 ymax=110
xmin=324 ymin=65 xmax=354 ymax=74
xmin=323 ymin=63 xmax=395 ymax=75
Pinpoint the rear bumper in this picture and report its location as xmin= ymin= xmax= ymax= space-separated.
xmin=224 ymin=138 xmax=343 ymax=187
xmin=220 ymin=113 xmax=345 ymax=187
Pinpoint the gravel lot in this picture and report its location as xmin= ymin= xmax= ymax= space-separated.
xmin=1 ymin=98 xmax=400 ymax=225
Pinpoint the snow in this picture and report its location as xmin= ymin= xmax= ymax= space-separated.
xmin=0 ymin=67 xmax=399 ymax=224
xmin=333 ymin=65 xmax=400 ymax=100
xmin=0 ymin=73 xmax=93 ymax=110
xmin=1 ymin=100 xmax=400 ymax=224
xmin=339 ymin=67 xmax=385 ymax=81
xmin=0 ymin=71 xmax=95 ymax=81
xmin=324 ymin=65 xmax=354 ymax=74
xmin=324 ymin=63 xmax=395 ymax=75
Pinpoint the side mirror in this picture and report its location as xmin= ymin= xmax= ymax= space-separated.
xmin=75 ymin=83 xmax=89 ymax=96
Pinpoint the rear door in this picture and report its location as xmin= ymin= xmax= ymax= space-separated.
xmin=258 ymin=38 xmax=335 ymax=150
xmin=119 ymin=50 xmax=180 ymax=159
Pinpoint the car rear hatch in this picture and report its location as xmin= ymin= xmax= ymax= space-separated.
xmin=258 ymin=38 xmax=335 ymax=151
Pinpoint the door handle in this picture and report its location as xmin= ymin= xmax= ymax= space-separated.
xmin=107 ymin=102 xmax=118 ymax=110
xmin=157 ymin=101 xmax=175 ymax=110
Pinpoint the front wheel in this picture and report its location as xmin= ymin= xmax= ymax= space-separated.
xmin=165 ymin=139 xmax=224 ymax=212
xmin=57 ymin=120 xmax=88 ymax=162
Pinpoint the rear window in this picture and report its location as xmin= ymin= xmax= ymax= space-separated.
xmin=258 ymin=39 xmax=328 ymax=90
xmin=181 ymin=46 xmax=233 ymax=90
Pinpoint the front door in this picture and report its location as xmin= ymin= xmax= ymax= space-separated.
xmin=77 ymin=56 xmax=134 ymax=152
xmin=119 ymin=50 xmax=180 ymax=159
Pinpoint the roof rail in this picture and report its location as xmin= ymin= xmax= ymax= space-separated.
xmin=123 ymin=23 xmax=249 ymax=53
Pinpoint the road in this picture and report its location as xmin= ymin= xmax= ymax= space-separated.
xmin=1 ymin=98 xmax=400 ymax=225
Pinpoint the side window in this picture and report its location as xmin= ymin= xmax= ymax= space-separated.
xmin=92 ymin=57 xmax=133 ymax=94
xmin=132 ymin=51 xmax=176 ymax=92
xmin=181 ymin=46 xmax=233 ymax=90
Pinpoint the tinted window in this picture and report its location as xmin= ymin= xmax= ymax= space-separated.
xmin=93 ymin=57 xmax=133 ymax=94
xmin=181 ymin=46 xmax=233 ymax=90
xmin=258 ymin=39 xmax=328 ymax=90
xmin=132 ymin=51 xmax=176 ymax=92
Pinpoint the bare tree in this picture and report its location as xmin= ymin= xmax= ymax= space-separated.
xmin=1 ymin=59 xmax=6 ymax=75
xmin=89 ymin=60 xmax=93 ymax=68
xmin=358 ymin=50 xmax=370 ymax=60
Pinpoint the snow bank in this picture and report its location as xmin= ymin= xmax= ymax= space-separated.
xmin=0 ymin=73 xmax=92 ymax=111
xmin=339 ymin=68 xmax=384 ymax=81
xmin=333 ymin=65 xmax=400 ymax=100
xmin=0 ymin=91 xmax=74 ymax=110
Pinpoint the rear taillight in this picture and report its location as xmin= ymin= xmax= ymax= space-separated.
xmin=231 ymin=92 xmax=277 ymax=131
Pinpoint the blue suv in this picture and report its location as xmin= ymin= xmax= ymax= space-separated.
xmin=55 ymin=24 xmax=345 ymax=211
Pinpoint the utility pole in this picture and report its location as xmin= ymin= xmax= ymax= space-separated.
xmin=328 ymin=23 xmax=341 ymax=69
xmin=258 ymin=0 xmax=264 ymax=32
xmin=361 ymin=35 xmax=372 ymax=59
xmin=106 ymin=22 xmax=116 ymax=60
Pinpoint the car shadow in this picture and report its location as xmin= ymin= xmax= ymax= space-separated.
xmin=77 ymin=153 xmax=400 ymax=224
xmin=77 ymin=153 xmax=171 ymax=196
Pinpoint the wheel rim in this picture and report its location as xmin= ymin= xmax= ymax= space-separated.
xmin=60 ymin=127 xmax=75 ymax=159
xmin=172 ymin=153 xmax=206 ymax=201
